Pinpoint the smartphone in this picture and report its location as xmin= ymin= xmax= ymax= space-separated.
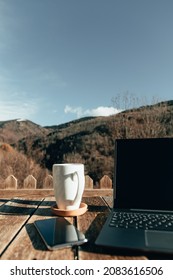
xmin=34 ymin=217 xmax=88 ymax=250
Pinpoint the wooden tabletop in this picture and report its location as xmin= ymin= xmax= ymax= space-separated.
xmin=0 ymin=189 xmax=154 ymax=260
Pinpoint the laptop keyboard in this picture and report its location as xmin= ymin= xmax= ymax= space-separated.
xmin=109 ymin=211 xmax=173 ymax=231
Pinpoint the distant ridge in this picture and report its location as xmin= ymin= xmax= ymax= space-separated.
xmin=45 ymin=116 xmax=96 ymax=130
xmin=0 ymin=119 xmax=50 ymax=143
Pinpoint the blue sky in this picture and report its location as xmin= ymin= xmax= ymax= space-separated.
xmin=0 ymin=0 xmax=173 ymax=126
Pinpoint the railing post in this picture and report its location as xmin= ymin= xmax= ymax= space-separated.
xmin=85 ymin=175 xmax=93 ymax=189
xmin=99 ymin=175 xmax=112 ymax=189
xmin=43 ymin=175 xmax=53 ymax=189
xmin=4 ymin=175 xmax=18 ymax=189
xmin=23 ymin=175 xmax=37 ymax=189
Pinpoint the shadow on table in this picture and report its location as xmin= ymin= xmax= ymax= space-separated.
xmin=0 ymin=198 xmax=9 ymax=202
xmin=25 ymin=223 xmax=47 ymax=252
xmin=0 ymin=198 xmax=56 ymax=216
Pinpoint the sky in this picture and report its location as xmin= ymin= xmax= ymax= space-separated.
xmin=0 ymin=0 xmax=173 ymax=126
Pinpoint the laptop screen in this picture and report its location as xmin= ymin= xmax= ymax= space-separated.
xmin=114 ymin=138 xmax=173 ymax=211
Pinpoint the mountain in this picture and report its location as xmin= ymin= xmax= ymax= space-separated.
xmin=10 ymin=100 xmax=173 ymax=184
xmin=0 ymin=119 xmax=50 ymax=143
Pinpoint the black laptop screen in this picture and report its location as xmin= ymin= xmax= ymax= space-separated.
xmin=115 ymin=138 xmax=173 ymax=211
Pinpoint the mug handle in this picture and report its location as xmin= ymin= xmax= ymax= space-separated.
xmin=72 ymin=171 xmax=83 ymax=207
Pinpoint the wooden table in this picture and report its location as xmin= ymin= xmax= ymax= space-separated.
xmin=0 ymin=189 xmax=169 ymax=260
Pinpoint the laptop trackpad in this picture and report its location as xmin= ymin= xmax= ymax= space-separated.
xmin=145 ymin=231 xmax=173 ymax=249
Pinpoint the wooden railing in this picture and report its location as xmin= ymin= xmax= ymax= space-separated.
xmin=0 ymin=174 xmax=113 ymax=189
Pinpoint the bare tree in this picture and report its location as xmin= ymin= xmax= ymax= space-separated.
xmin=111 ymin=93 xmax=168 ymax=139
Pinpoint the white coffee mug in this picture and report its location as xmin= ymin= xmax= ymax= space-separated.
xmin=53 ymin=163 xmax=85 ymax=210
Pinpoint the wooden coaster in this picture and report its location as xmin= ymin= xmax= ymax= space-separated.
xmin=51 ymin=203 xmax=88 ymax=217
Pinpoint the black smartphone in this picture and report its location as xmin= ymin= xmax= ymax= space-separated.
xmin=34 ymin=217 xmax=88 ymax=250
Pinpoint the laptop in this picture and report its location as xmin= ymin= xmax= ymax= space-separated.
xmin=95 ymin=138 xmax=173 ymax=253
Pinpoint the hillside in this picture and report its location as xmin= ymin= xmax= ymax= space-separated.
xmin=0 ymin=143 xmax=48 ymax=188
xmin=11 ymin=100 xmax=173 ymax=185
xmin=0 ymin=119 xmax=50 ymax=143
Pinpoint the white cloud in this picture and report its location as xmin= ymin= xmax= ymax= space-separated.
xmin=0 ymin=95 xmax=38 ymax=121
xmin=64 ymin=105 xmax=84 ymax=118
xmin=0 ymin=68 xmax=39 ymax=121
xmin=64 ymin=105 xmax=122 ymax=119
xmin=0 ymin=63 xmax=46 ymax=123
xmin=90 ymin=106 xmax=121 ymax=116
